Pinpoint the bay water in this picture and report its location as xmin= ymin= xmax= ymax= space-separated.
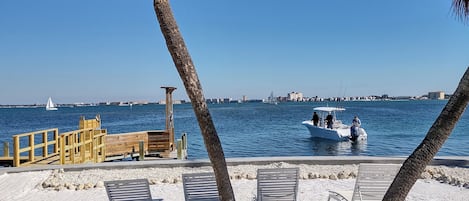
xmin=1 ymin=100 xmax=467 ymax=159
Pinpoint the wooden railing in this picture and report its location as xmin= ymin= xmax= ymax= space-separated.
xmin=12 ymin=128 xmax=59 ymax=167
xmin=79 ymin=115 xmax=101 ymax=130
xmin=10 ymin=126 xmax=106 ymax=167
xmin=60 ymin=128 xmax=106 ymax=165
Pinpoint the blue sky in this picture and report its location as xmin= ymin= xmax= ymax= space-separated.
xmin=0 ymin=1 xmax=468 ymax=104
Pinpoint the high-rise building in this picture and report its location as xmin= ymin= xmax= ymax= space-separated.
xmin=288 ymin=92 xmax=304 ymax=101
xmin=428 ymin=91 xmax=445 ymax=100
xmin=242 ymin=95 xmax=248 ymax=102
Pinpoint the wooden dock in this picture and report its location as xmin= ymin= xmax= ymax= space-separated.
xmin=0 ymin=116 xmax=187 ymax=167
xmin=0 ymin=86 xmax=188 ymax=167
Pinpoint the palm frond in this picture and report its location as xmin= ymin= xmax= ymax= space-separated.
xmin=452 ymin=0 xmax=469 ymax=22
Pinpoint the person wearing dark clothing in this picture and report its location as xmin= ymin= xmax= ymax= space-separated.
xmin=312 ymin=112 xmax=319 ymax=126
xmin=350 ymin=116 xmax=361 ymax=142
xmin=326 ymin=113 xmax=333 ymax=129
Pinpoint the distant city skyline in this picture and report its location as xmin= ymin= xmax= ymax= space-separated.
xmin=1 ymin=1 xmax=468 ymax=105
xmin=0 ymin=90 xmax=448 ymax=106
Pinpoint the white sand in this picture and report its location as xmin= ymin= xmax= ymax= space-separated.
xmin=1 ymin=163 xmax=468 ymax=201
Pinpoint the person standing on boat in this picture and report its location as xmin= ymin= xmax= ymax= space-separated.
xmin=312 ymin=112 xmax=319 ymax=126
xmin=350 ymin=116 xmax=361 ymax=141
xmin=326 ymin=113 xmax=333 ymax=129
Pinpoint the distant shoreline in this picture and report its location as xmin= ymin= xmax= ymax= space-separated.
xmin=0 ymin=99 xmax=449 ymax=109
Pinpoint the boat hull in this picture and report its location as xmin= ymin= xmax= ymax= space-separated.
xmin=302 ymin=121 xmax=367 ymax=142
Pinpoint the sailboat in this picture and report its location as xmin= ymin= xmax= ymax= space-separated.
xmin=265 ymin=91 xmax=278 ymax=105
xmin=46 ymin=97 xmax=58 ymax=111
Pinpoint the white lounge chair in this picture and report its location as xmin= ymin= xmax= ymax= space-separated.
xmin=328 ymin=163 xmax=401 ymax=201
xmin=257 ymin=167 xmax=299 ymax=201
xmin=182 ymin=172 xmax=220 ymax=201
xmin=104 ymin=179 xmax=153 ymax=201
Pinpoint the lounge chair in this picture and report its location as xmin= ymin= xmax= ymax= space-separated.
xmin=104 ymin=178 xmax=153 ymax=201
xmin=257 ymin=167 xmax=299 ymax=201
xmin=328 ymin=163 xmax=401 ymax=201
xmin=182 ymin=172 xmax=220 ymax=201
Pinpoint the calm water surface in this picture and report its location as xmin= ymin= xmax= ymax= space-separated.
xmin=1 ymin=100 xmax=468 ymax=159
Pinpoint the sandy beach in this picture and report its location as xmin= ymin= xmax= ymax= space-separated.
xmin=1 ymin=161 xmax=469 ymax=201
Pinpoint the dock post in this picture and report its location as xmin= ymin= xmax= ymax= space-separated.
xmin=60 ymin=136 xmax=65 ymax=165
xmin=29 ymin=134 xmax=35 ymax=163
xmin=42 ymin=131 xmax=48 ymax=158
xmin=93 ymin=135 xmax=97 ymax=163
xmin=177 ymin=139 xmax=182 ymax=160
xmin=138 ymin=140 xmax=144 ymax=161
xmin=181 ymin=133 xmax=187 ymax=150
xmin=161 ymin=86 xmax=177 ymax=151
xmin=3 ymin=141 xmax=9 ymax=157
xmin=53 ymin=129 xmax=59 ymax=155
xmin=13 ymin=136 xmax=20 ymax=167
xmin=70 ymin=133 xmax=76 ymax=164
xmin=181 ymin=133 xmax=187 ymax=159
xmin=80 ymin=130 xmax=85 ymax=163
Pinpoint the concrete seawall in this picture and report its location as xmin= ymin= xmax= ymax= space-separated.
xmin=1 ymin=156 xmax=468 ymax=174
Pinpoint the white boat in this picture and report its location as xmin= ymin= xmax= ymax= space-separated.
xmin=118 ymin=102 xmax=133 ymax=107
xmin=301 ymin=107 xmax=367 ymax=141
xmin=46 ymin=97 xmax=58 ymax=111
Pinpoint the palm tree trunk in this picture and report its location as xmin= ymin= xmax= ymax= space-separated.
xmin=153 ymin=0 xmax=235 ymax=200
xmin=383 ymin=67 xmax=469 ymax=201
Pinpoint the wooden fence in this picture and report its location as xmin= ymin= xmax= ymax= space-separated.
xmin=105 ymin=130 xmax=173 ymax=159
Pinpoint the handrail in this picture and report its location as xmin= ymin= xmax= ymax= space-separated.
xmin=12 ymin=128 xmax=59 ymax=167
xmin=59 ymin=128 xmax=106 ymax=165
xmin=10 ymin=127 xmax=106 ymax=167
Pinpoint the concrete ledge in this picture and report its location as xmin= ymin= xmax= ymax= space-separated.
xmin=1 ymin=156 xmax=468 ymax=174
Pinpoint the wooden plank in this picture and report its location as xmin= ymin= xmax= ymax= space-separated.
xmin=26 ymin=154 xmax=61 ymax=166
xmin=105 ymin=131 xmax=149 ymax=156
xmin=148 ymin=131 xmax=171 ymax=152
xmin=105 ymin=130 xmax=171 ymax=157
xmin=13 ymin=128 xmax=58 ymax=138
xmin=0 ymin=156 xmax=29 ymax=160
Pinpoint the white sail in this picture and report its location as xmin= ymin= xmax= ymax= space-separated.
xmin=46 ymin=97 xmax=58 ymax=111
